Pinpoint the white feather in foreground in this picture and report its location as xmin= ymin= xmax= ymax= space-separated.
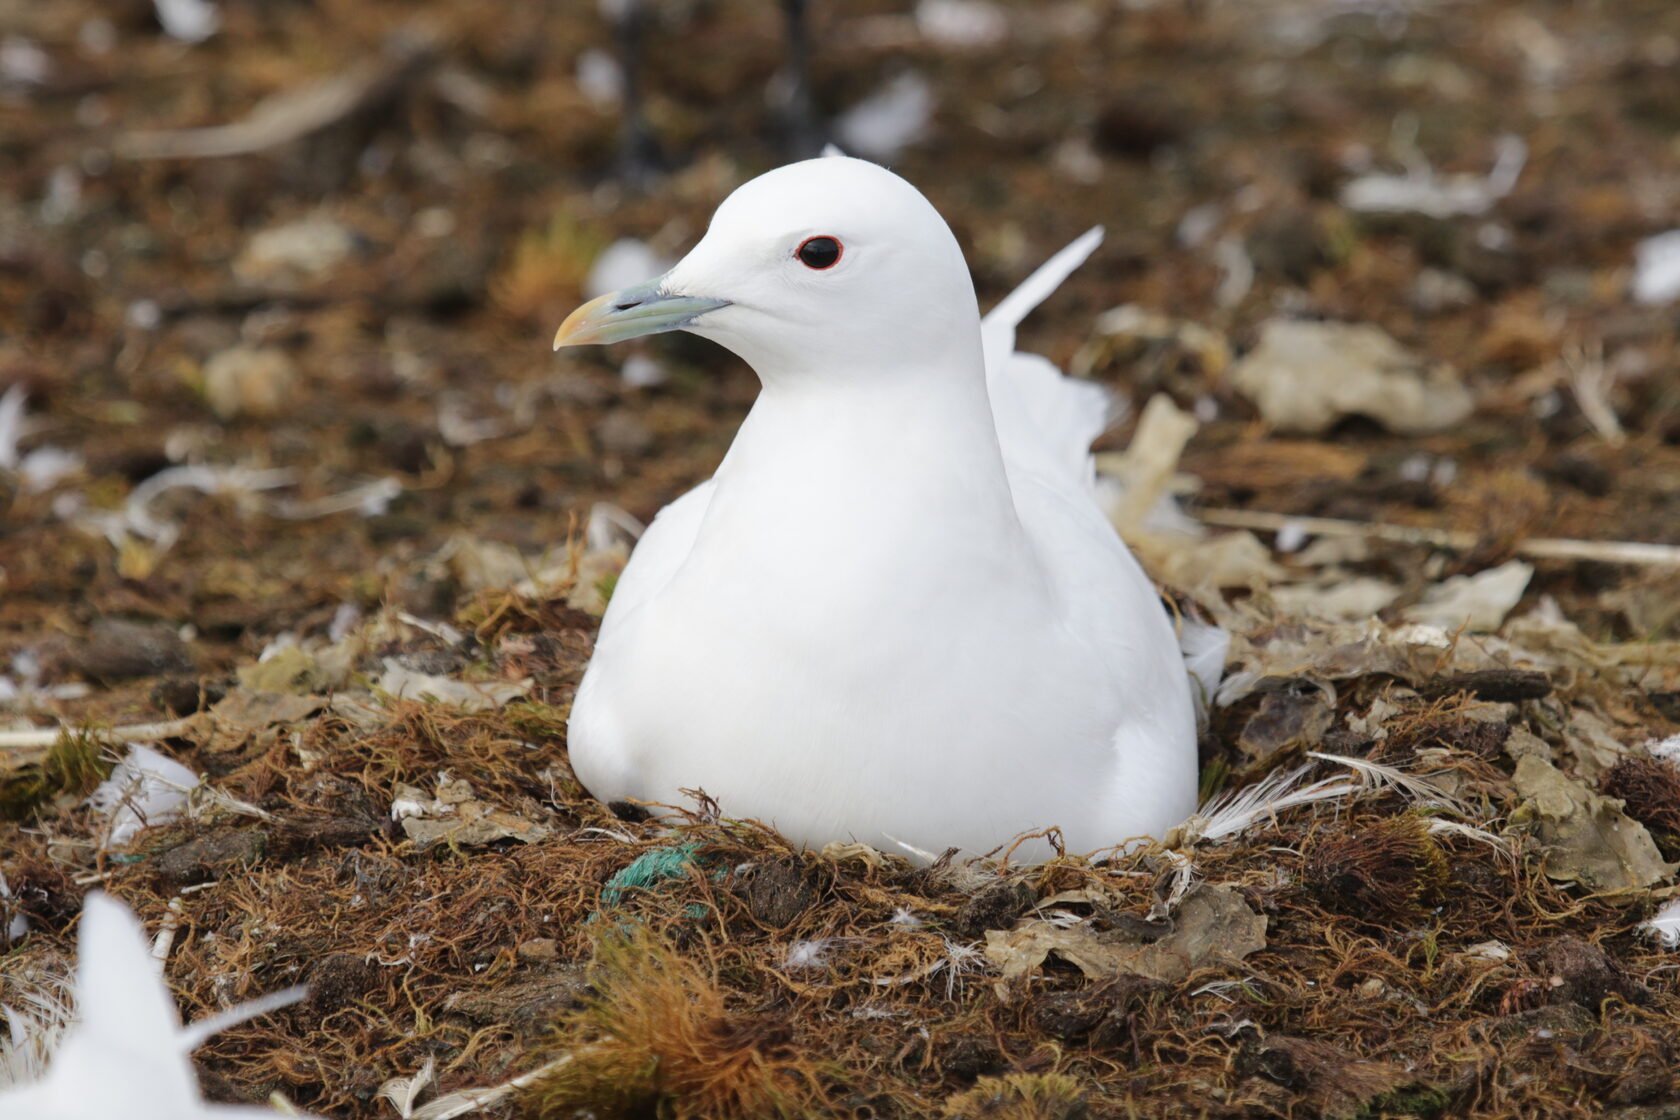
xmin=0 ymin=892 xmax=313 ymax=1119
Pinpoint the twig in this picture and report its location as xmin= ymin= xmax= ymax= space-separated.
xmin=1195 ymin=507 xmax=1680 ymax=567
xmin=405 ymin=1053 xmax=576 ymax=1120
xmin=0 ymin=716 xmax=200 ymax=755
xmin=116 ymin=35 xmax=434 ymax=160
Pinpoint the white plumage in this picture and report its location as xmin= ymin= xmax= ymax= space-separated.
xmin=0 ymin=892 xmax=312 ymax=1119
xmin=557 ymin=156 xmax=1199 ymax=860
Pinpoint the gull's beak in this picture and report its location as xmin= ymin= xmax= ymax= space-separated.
xmin=552 ymin=275 xmax=730 ymax=349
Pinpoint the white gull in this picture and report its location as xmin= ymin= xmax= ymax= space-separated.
xmin=554 ymin=155 xmax=1198 ymax=860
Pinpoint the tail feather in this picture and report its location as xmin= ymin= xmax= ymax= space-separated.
xmin=979 ymin=226 xmax=1120 ymax=489
xmin=980 ymin=225 xmax=1105 ymax=360
xmin=980 ymin=229 xmax=1229 ymax=707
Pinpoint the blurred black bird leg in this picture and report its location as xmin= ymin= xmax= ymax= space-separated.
xmin=610 ymin=0 xmax=663 ymax=188
xmin=610 ymin=0 xmax=823 ymax=187
xmin=775 ymin=0 xmax=823 ymax=158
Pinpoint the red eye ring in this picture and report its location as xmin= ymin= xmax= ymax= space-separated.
xmin=796 ymin=235 xmax=843 ymax=270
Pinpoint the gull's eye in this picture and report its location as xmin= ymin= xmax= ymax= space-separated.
xmin=796 ymin=235 xmax=842 ymax=270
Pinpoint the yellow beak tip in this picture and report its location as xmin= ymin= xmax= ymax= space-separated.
xmin=552 ymin=292 xmax=614 ymax=351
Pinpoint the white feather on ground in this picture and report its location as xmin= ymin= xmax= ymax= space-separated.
xmin=1180 ymin=763 xmax=1360 ymax=845
xmin=1642 ymin=898 xmax=1680 ymax=948
xmin=0 ymin=892 xmax=314 ymax=1119
xmin=85 ymin=744 xmax=202 ymax=849
xmin=0 ymin=978 xmax=73 ymax=1089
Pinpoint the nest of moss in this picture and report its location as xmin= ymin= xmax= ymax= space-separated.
xmin=3 ymin=566 xmax=1678 ymax=1120
xmin=5 ymin=1 xmax=1680 ymax=1118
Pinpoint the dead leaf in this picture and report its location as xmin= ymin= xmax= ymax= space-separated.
xmin=1271 ymin=577 xmax=1401 ymax=622
xmin=985 ymin=884 xmax=1265 ymax=999
xmin=376 ymin=660 xmax=530 ymax=711
xmin=392 ymin=778 xmax=552 ymax=849
xmin=210 ymin=690 xmax=328 ymax=733
xmin=1402 ymin=560 xmax=1533 ymax=632
xmin=1217 ymin=620 xmax=1444 ymax=707
xmin=1107 ymin=393 xmax=1198 ymax=536
xmin=1237 ymin=678 xmax=1337 ymax=764
xmin=1231 ymin=319 xmax=1474 ymax=435
xmin=238 ymin=646 xmax=330 ymax=694
xmin=1136 ymin=528 xmax=1285 ymax=591
xmin=1253 ymin=1035 xmax=1419 ymax=1120
xmin=1562 ymin=708 xmax=1634 ymax=781
xmin=1507 ymin=755 xmax=1676 ymax=891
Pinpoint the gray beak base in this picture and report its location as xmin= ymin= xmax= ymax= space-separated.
xmin=553 ymin=276 xmax=730 ymax=349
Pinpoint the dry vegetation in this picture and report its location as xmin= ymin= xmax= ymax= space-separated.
xmin=3 ymin=0 xmax=1680 ymax=1117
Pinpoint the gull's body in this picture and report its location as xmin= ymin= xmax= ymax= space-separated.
xmin=560 ymin=156 xmax=1197 ymax=859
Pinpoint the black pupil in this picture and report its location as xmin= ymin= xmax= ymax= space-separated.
xmin=798 ymin=237 xmax=840 ymax=269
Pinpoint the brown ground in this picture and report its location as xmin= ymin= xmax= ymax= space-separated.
xmin=3 ymin=1 xmax=1680 ymax=1117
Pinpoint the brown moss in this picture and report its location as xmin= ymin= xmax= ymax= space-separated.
xmin=1385 ymin=715 xmax=1511 ymax=762
xmin=940 ymin=1073 xmax=1089 ymax=1120
xmin=1304 ymin=815 xmax=1450 ymax=921
xmin=521 ymin=928 xmax=821 ymax=1120
xmin=0 ymin=729 xmax=113 ymax=820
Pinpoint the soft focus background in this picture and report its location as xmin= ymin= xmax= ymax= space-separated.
xmin=3 ymin=2 xmax=1680 ymax=1118
xmin=1 ymin=0 xmax=1678 ymax=668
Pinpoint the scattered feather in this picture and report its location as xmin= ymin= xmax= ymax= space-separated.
xmin=585 ymin=239 xmax=671 ymax=302
xmin=267 ymin=477 xmax=402 ymax=520
xmin=784 ymin=939 xmax=845 ymax=972
xmin=375 ymin=660 xmax=531 ymax=711
xmin=575 ymin=48 xmax=622 ymax=106
xmin=1633 ymin=230 xmax=1680 ymax=305
xmin=1306 ymin=751 xmax=1470 ymax=814
xmin=154 ymin=0 xmax=219 ymax=43
xmin=1178 ymin=616 xmax=1231 ymax=721
xmin=1340 ymin=134 xmax=1525 ymax=218
xmin=0 ymin=892 xmax=313 ymax=1117
xmin=1463 ymin=940 xmax=1512 ymax=962
xmin=1647 ymin=734 xmax=1680 ymax=765
xmin=1181 ymin=764 xmax=1360 ymax=844
xmin=835 ymin=72 xmax=934 ymax=161
xmin=587 ymin=502 xmax=645 ymax=551
xmin=77 ymin=464 xmax=295 ymax=551
xmin=0 ymin=384 xmax=24 ymax=468
xmin=379 ymin=1058 xmax=436 ymax=1118
xmin=0 ymin=387 xmax=82 ymax=493
xmin=0 ymin=37 xmax=52 ymax=87
xmin=1641 ymin=898 xmax=1680 ymax=948
xmin=888 ymin=907 xmax=924 ymax=930
xmin=1425 ymin=818 xmax=1514 ymax=861
xmin=915 ymin=0 xmax=1007 ymax=48
xmin=619 ymin=353 xmax=666 ymax=389
xmin=0 ymin=977 xmax=72 ymax=1089
xmin=871 ymin=938 xmax=985 ymax=1000
xmin=85 ymin=743 xmax=202 ymax=849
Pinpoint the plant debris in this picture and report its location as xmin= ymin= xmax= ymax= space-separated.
xmin=5 ymin=1 xmax=1680 ymax=1117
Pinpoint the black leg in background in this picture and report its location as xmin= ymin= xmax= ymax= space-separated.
xmin=613 ymin=0 xmax=663 ymax=187
xmin=778 ymin=0 xmax=824 ymax=158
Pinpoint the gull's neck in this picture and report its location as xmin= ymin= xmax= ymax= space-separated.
xmin=692 ymin=352 xmax=1038 ymax=589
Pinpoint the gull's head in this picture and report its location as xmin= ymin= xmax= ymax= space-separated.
xmin=554 ymin=157 xmax=982 ymax=380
